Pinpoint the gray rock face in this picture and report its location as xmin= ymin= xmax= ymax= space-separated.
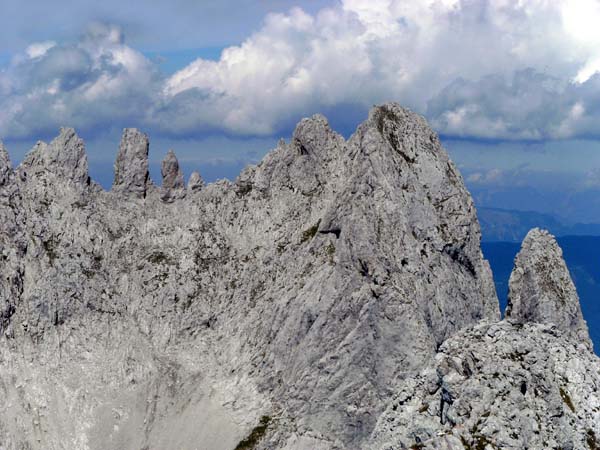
xmin=370 ymin=321 xmax=600 ymax=450
xmin=0 ymin=104 xmax=596 ymax=450
xmin=19 ymin=128 xmax=89 ymax=185
xmin=112 ymin=128 xmax=151 ymax=197
xmin=506 ymin=228 xmax=592 ymax=349
xmin=160 ymin=149 xmax=185 ymax=202
xmin=0 ymin=141 xmax=23 ymax=338
xmin=0 ymin=142 xmax=11 ymax=186
xmin=187 ymin=170 xmax=204 ymax=191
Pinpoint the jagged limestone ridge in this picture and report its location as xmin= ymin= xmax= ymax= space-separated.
xmin=18 ymin=127 xmax=90 ymax=185
xmin=0 ymin=103 xmax=500 ymax=450
xmin=370 ymin=320 xmax=600 ymax=450
xmin=0 ymin=141 xmax=11 ymax=186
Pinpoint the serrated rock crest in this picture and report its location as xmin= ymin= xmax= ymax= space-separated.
xmin=1 ymin=105 xmax=595 ymax=450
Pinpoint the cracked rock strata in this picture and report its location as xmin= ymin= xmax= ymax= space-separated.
xmin=19 ymin=127 xmax=90 ymax=185
xmin=370 ymin=227 xmax=598 ymax=450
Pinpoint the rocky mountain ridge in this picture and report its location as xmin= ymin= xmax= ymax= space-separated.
xmin=0 ymin=103 xmax=597 ymax=450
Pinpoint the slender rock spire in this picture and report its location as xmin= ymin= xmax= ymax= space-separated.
xmin=506 ymin=228 xmax=592 ymax=349
xmin=160 ymin=149 xmax=185 ymax=202
xmin=113 ymin=128 xmax=151 ymax=198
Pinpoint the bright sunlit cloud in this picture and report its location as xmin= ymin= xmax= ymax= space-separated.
xmin=3 ymin=0 xmax=600 ymax=141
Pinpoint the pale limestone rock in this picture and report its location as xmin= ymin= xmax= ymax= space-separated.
xmin=370 ymin=321 xmax=600 ymax=450
xmin=19 ymin=127 xmax=89 ymax=185
xmin=506 ymin=228 xmax=592 ymax=349
xmin=112 ymin=128 xmax=151 ymax=197
xmin=0 ymin=142 xmax=11 ymax=186
xmin=160 ymin=149 xmax=185 ymax=202
xmin=187 ymin=170 xmax=204 ymax=191
xmin=0 ymin=104 xmax=595 ymax=450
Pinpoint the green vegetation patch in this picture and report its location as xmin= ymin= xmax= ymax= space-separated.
xmin=559 ymin=387 xmax=576 ymax=413
xmin=234 ymin=416 xmax=271 ymax=450
xmin=301 ymin=219 xmax=321 ymax=243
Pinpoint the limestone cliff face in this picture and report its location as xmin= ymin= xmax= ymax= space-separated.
xmin=0 ymin=103 xmax=498 ymax=449
xmin=0 ymin=103 xmax=596 ymax=450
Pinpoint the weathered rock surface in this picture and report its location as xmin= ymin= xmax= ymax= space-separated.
xmin=19 ymin=128 xmax=90 ymax=185
xmin=0 ymin=142 xmax=11 ymax=186
xmin=160 ymin=149 xmax=186 ymax=202
xmin=370 ymin=321 xmax=600 ymax=450
xmin=187 ymin=170 xmax=204 ymax=191
xmin=371 ymin=227 xmax=599 ymax=450
xmin=112 ymin=128 xmax=151 ymax=197
xmin=506 ymin=228 xmax=592 ymax=349
xmin=0 ymin=103 xmax=596 ymax=450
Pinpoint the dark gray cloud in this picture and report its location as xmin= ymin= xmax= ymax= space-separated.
xmin=428 ymin=70 xmax=600 ymax=140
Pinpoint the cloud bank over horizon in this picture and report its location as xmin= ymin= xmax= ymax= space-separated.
xmin=3 ymin=0 xmax=600 ymax=143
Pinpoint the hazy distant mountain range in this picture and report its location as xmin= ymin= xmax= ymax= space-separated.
xmin=478 ymin=207 xmax=600 ymax=242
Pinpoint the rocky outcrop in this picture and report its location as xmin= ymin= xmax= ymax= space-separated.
xmin=160 ymin=149 xmax=185 ymax=202
xmin=18 ymin=128 xmax=89 ymax=185
xmin=0 ymin=142 xmax=11 ymax=186
xmin=0 ymin=103 xmax=499 ymax=449
xmin=112 ymin=128 xmax=151 ymax=197
xmin=187 ymin=170 xmax=204 ymax=191
xmin=0 ymin=103 xmax=596 ymax=450
xmin=370 ymin=321 xmax=600 ymax=450
xmin=506 ymin=228 xmax=592 ymax=348
xmin=370 ymin=227 xmax=598 ymax=449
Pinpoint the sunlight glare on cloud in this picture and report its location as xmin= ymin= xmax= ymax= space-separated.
xmin=25 ymin=41 xmax=56 ymax=59
xmin=561 ymin=0 xmax=600 ymax=82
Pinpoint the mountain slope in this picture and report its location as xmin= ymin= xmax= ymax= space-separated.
xmin=0 ymin=104 xmax=498 ymax=449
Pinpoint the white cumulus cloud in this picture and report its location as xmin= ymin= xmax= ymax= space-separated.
xmin=3 ymin=1 xmax=600 ymax=141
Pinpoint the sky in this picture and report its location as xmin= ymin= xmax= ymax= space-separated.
xmin=2 ymin=0 xmax=600 ymax=222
